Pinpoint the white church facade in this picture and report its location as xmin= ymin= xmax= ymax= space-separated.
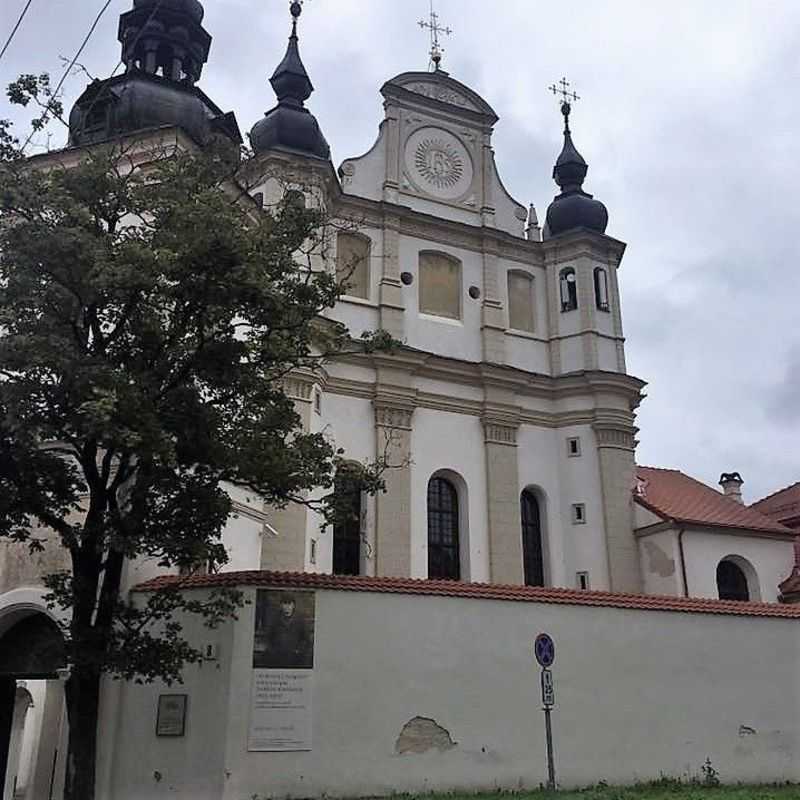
xmin=0 ymin=2 xmax=798 ymax=798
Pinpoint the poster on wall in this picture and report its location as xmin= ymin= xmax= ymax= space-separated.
xmin=248 ymin=589 xmax=315 ymax=752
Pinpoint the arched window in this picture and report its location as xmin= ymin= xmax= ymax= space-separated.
xmin=508 ymin=270 xmax=535 ymax=332
xmin=427 ymin=477 xmax=460 ymax=580
xmin=717 ymin=559 xmax=750 ymax=601
xmin=336 ymin=232 xmax=371 ymax=300
xmin=521 ymin=490 xmax=545 ymax=586
xmin=333 ymin=466 xmax=363 ymax=575
xmin=594 ymin=267 xmax=610 ymax=311
xmin=419 ymin=252 xmax=462 ymax=320
xmin=559 ymin=267 xmax=578 ymax=312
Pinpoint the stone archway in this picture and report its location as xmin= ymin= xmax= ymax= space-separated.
xmin=0 ymin=612 xmax=66 ymax=800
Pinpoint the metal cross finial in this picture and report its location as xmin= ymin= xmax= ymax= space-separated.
xmin=419 ymin=1 xmax=452 ymax=71
xmin=549 ymin=77 xmax=580 ymax=131
xmin=289 ymin=1 xmax=305 ymax=35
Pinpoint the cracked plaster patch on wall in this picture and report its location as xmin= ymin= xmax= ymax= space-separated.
xmin=395 ymin=716 xmax=456 ymax=755
xmin=643 ymin=540 xmax=676 ymax=577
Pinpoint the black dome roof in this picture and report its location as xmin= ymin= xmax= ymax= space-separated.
xmin=249 ymin=5 xmax=330 ymax=161
xmin=68 ymin=72 xmax=240 ymax=148
xmin=544 ymin=103 xmax=608 ymax=238
xmin=133 ymin=0 xmax=204 ymax=23
xmin=68 ymin=0 xmax=240 ymax=149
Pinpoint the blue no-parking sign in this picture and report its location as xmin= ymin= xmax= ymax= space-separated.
xmin=534 ymin=632 xmax=555 ymax=668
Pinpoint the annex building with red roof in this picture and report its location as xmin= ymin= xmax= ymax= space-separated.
xmin=633 ymin=467 xmax=796 ymax=603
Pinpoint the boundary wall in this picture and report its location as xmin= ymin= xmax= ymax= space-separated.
xmin=103 ymin=572 xmax=800 ymax=799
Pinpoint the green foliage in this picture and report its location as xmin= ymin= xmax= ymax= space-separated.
xmin=0 ymin=106 xmax=391 ymax=686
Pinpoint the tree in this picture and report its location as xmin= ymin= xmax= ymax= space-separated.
xmin=0 ymin=81 xmax=392 ymax=800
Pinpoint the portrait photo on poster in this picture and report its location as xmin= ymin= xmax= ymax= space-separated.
xmin=253 ymin=589 xmax=315 ymax=669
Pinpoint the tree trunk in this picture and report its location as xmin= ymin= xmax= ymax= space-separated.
xmin=63 ymin=665 xmax=101 ymax=800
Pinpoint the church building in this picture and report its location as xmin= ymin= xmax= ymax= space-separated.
xmin=0 ymin=2 xmax=798 ymax=798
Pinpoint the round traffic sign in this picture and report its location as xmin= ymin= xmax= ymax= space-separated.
xmin=534 ymin=633 xmax=555 ymax=668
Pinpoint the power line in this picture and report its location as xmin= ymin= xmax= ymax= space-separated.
xmin=0 ymin=0 xmax=35 ymax=63
xmin=22 ymin=0 xmax=113 ymax=152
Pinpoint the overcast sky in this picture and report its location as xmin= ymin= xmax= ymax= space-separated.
xmin=2 ymin=0 xmax=798 ymax=503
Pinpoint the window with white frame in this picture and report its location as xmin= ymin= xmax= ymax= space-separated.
xmin=594 ymin=267 xmax=610 ymax=311
xmin=560 ymin=267 xmax=578 ymax=312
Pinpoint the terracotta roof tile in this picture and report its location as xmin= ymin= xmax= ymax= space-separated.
xmin=132 ymin=570 xmax=800 ymax=619
xmin=751 ymin=482 xmax=800 ymax=529
xmin=635 ymin=466 xmax=792 ymax=535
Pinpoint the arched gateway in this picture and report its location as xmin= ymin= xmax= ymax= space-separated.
xmin=0 ymin=611 xmax=66 ymax=800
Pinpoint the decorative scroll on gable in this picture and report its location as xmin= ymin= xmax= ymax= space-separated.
xmin=403 ymin=81 xmax=481 ymax=112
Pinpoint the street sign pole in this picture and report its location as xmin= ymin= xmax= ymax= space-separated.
xmin=543 ymin=683 xmax=556 ymax=790
xmin=534 ymin=634 xmax=557 ymax=791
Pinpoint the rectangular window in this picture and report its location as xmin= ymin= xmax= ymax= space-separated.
xmin=576 ymin=571 xmax=590 ymax=590
xmin=314 ymin=388 xmax=322 ymax=415
xmin=508 ymin=271 xmax=535 ymax=332
xmin=419 ymin=252 xmax=462 ymax=320
xmin=309 ymin=539 xmax=318 ymax=565
xmin=567 ymin=437 xmax=581 ymax=457
xmin=571 ymin=503 xmax=586 ymax=524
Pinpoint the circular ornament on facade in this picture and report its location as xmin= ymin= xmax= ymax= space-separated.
xmin=404 ymin=127 xmax=473 ymax=200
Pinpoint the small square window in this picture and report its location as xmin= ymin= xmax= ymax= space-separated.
xmin=576 ymin=571 xmax=590 ymax=590
xmin=310 ymin=539 xmax=318 ymax=565
xmin=571 ymin=503 xmax=586 ymax=525
xmin=314 ymin=388 xmax=322 ymax=415
xmin=567 ymin=437 xmax=581 ymax=457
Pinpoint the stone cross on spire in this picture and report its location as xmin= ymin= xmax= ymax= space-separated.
xmin=418 ymin=1 xmax=452 ymax=72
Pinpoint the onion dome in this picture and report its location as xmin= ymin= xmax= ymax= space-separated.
xmin=249 ymin=2 xmax=330 ymax=160
xmin=133 ymin=0 xmax=204 ymax=24
xmin=67 ymin=0 xmax=241 ymax=149
xmin=544 ymin=100 xmax=608 ymax=238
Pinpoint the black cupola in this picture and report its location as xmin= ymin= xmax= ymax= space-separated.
xmin=544 ymin=99 xmax=608 ymax=238
xmin=68 ymin=0 xmax=241 ymax=148
xmin=249 ymin=2 xmax=330 ymax=160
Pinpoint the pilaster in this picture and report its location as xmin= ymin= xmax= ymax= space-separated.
xmin=374 ymin=401 xmax=414 ymax=577
xmin=379 ymin=218 xmax=405 ymax=340
xmin=260 ymin=377 xmax=314 ymax=572
xmin=480 ymin=240 xmax=506 ymax=364
xmin=594 ymin=420 xmax=642 ymax=593
xmin=483 ymin=418 xmax=524 ymax=585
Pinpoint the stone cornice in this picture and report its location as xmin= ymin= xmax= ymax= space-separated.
xmin=542 ymin=227 xmax=627 ymax=265
xmin=334 ymin=348 xmax=646 ymax=410
xmin=333 ymin=195 xmax=542 ymax=267
xmin=325 ymin=373 xmax=641 ymax=432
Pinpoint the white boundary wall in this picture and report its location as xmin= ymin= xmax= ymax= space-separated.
xmin=105 ymin=583 xmax=800 ymax=800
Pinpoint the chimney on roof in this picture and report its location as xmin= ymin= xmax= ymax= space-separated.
xmin=719 ymin=472 xmax=744 ymax=504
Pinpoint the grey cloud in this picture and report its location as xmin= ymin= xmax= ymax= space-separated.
xmin=1 ymin=0 xmax=799 ymax=500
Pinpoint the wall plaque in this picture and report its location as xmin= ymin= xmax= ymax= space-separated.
xmin=156 ymin=694 xmax=187 ymax=737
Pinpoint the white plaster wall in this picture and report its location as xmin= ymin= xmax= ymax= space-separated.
xmin=504 ymin=332 xmax=550 ymax=374
xmin=559 ymin=335 xmax=584 ymax=374
xmin=516 ymin=426 xmax=566 ymax=587
xmin=682 ymin=530 xmax=794 ymax=603
xmin=596 ymin=337 xmax=621 ymax=372
xmin=638 ymin=529 xmax=681 ymax=597
xmin=410 ymin=409 xmax=489 ymax=582
xmin=311 ymin=393 xmax=378 ymax=575
xmin=558 ymin=425 xmax=610 ymax=590
xmin=399 ymin=236 xmax=483 ymax=362
xmin=106 ymin=587 xmax=800 ymax=800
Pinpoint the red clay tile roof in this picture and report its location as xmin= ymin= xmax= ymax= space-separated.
xmin=752 ymin=482 xmax=800 ymax=530
xmin=132 ymin=570 xmax=800 ymax=618
xmin=635 ymin=467 xmax=792 ymax=535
